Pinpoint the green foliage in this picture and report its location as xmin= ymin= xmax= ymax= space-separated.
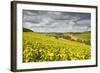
xmin=23 ymin=32 xmax=91 ymax=63
xmin=23 ymin=28 xmax=33 ymax=32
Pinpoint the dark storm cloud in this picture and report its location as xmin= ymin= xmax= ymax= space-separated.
xmin=23 ymin=10 xmax=91 ymax=32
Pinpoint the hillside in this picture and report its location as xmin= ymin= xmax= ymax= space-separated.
xmin=23 ymin=32 xmax=91 ymax=62
xmin=39 ymin=31 xmax=91 ymax=45
xmin=23 ymin=28 xmax=33 ymax=32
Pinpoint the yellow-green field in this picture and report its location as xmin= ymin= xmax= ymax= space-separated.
xmin=23 ymin=32 xmax=91 ymax=63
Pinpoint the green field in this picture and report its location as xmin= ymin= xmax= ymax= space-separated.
xmin=23 ymin=32 xmax=91 ymax=63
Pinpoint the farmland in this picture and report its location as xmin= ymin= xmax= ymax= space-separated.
xmin=23 ymin=32 xmax=91 ymax=63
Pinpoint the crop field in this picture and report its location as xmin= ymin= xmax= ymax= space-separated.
xmin=23 ymin=32 xmax=91 ymax=63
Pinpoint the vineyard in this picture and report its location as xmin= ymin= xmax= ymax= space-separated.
xmin=23 ymin=32 xmax=91 ymax=63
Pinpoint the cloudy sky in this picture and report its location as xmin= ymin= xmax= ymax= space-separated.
xmin=22 ymin=10 xmax=91 ymax=33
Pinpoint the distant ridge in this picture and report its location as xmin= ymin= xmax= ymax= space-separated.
xmin=35 ymin=31 xmax=91 ymax=34
xmin=23 ymin=28 xmax=33 ymax=32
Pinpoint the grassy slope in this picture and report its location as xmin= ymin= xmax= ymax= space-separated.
xmin=66 ymin=32 xmax=91 ymax=45
xmin=23 ymin=32 xmax=91 ymax=62
xmin=40 ymin=32 xmax=91 ymax=45
xmin=68 ymin=32 xmax=90 ymax=40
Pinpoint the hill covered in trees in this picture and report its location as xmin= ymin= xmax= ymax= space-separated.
xmin=23 ymin=28 xmax=33 ymax=32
